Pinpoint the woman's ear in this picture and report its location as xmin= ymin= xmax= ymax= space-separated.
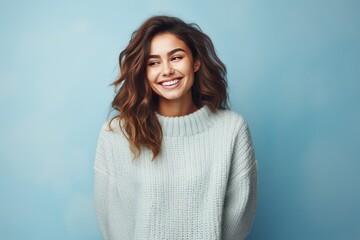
xmin=194 ymin=59 xmax=201 ymax=72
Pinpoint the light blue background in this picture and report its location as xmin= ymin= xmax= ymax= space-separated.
xmin=1 ymin=0 xmax=359 ymax=239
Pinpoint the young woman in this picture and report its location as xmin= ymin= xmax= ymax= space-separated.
xmin=94 ymin=16 xmax=258 ymax=240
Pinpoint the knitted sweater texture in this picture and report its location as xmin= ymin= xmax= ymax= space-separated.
xmin=94 ymin=105 xmax=258 ymax=240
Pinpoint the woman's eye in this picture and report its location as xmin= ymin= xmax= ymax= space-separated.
xmin=172 ymin=56 xmax=183 ymax=61
xmin=148 ymin=61 xmax=159 ymax=66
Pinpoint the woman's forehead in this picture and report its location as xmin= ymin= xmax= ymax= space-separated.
xmin=149 ymin=33 xmax=190 ymax=55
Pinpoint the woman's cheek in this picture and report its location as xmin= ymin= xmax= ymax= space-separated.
xmin=147 ymin=69 xmax=158 ymax=83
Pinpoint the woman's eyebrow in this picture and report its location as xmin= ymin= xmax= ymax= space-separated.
xmin=148 ymin=48 xmax=185 ymax=59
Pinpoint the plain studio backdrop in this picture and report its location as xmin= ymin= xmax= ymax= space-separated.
xmin=1 ymin=0 xmax=359 ymax=239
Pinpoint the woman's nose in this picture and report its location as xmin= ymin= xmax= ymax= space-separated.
xmin=162 ymin=62 xmax=174 ymax=77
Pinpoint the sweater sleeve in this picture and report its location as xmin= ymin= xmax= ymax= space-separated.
xmin=94 ymin=126 xmax=124 ymax=240
xmin=222 ymin=118 xmax=258 ymax=240
xmin=94 ymin=128 xmax=111 ymax=240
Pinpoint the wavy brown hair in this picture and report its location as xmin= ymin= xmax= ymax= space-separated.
xmin=110 ymin=15 xmax=228 ymax=160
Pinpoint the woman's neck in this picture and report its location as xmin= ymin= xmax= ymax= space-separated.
xmin=157 ymin=96 xmax=198 ymax=117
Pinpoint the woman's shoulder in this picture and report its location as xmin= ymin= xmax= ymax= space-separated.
xmin=97 ymin=117 xmax=127 ymax=141
xmin=214 ymin=108 xmax=248 ymax=130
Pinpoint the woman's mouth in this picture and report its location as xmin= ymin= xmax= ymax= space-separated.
xmin=159 ymin=78 xmax=182 ymax=88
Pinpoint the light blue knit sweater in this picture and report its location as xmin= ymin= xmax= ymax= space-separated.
xmin=94 ymin=105 xmax=258 ymax=240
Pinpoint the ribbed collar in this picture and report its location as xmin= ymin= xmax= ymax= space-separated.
xmin=156 ymin=105 xmax=216 ymax=137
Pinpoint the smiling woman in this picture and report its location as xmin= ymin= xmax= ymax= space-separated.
xmin=94 ymin=15 xmax=258 ymax=240
xmin=146 ymin=33 xmax=200 ymax=116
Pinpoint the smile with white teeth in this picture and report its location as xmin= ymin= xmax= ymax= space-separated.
xmin=160 ymin=78 xmax=181 ymax=86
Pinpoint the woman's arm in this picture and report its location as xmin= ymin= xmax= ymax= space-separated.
xmin=94 ymin=168 xmax=111 ymax=240
xmin=222 ymin=118 xmax=258 ymax=240
xmin=94 ymin=128 xmax=112 ymax=240
xmin=94 ymin=124 xmax=130 ymax=240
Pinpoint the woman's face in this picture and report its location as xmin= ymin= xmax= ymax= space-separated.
xmin=146 ymin=33 xmax=200 ymax=105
